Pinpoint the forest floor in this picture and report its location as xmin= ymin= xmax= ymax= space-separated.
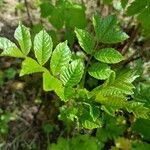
xmin=0 ymin=1 xmax=49 ymax=149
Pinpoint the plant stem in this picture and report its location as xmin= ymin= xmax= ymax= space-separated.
xmin=122 ymin=52 xmax=141 ymax=67
xmin=122 ymin=25 xmax=140 ymax=55
xmin=79 ymin=42 xmax=99 ymax=88
xmin=24 ymin=0 xmax=33 ymax=27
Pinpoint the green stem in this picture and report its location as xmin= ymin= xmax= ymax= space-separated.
xmin=79 ymin=42 xmax=99 ymax=88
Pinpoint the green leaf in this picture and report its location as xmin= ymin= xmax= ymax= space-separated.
xmin=14 ymin=23 xmax=31 ymax=55
xmin=50 ymin=135 xmax=98 ymax=150
xmin=95 ymin=71 xmax=136 ymax=97
xmin=96 ymin=94 xmax=127 ymax=109
xmin=94 ymin=48 xmax=124 ymax=64
xmin=43 ymin=69 xmax=63 ymax=92
xmin=126 ymin=102 xmax=150 ymax=119
xmin=70 ymin=135 xmax=98 ymax=150
xmin=101 ymin=105 xmax=116 ymax=116
xmin=20 ymin=57 xmax=44 ymax=76
xmin=96 ymin=115 xmax=126 ymax=142
xmin=132 ymin=119 xmax=150 ymax=141
xmin=50 ymin=137 xmax=69 ymax=150
xmin=4 ymin=68 xmax=16 ymax=80
xmin=43 ymin=68 xmax=65 ymax=101
xmin=64 ymin=29 xmax=75 ymax=46
xmin=82 ymin=120 xmax=100 ymax=129
xmin=137 ymin=8 xmax=150 ymax=37
xmin=1 ymin=46 xmax=25 ymax=58
xmin=64 ymin=86 xmax=74 ymax=100
xmin=96 ymin=84 xmax=132 ymax=97
xmin=89 ymin=105 xmax=100 ymax=122
xmin=93 ymin=14 xmax=128 ymax=43
xmin=116 ymin=69 xmax=139 ymax=83
xmin=76 ymin=88 xmax=90 ymax=100
xmin=91 ymin=69 xmax=137 ymax=99
xmin=49 ymin=8 xmax=64 ymax=29
xmin=80 ymin=108 xmax=102 ymax=129
xmin=50 ymin=41 xmax=71 ymax=76
xmin=105 ymin=71 xmax=116 ymax=85
xmin=48 ymin=2 xmax=87 ymax=29
xmin=59 ymin=105 xmax=78 ymax=122
xmin=60 ymin=59 xmax=84 ymax=87
xmin=34 ymin=29 xmax=53 ymax=65
xmin=132 ymin=141 xmax=150 ymax=150
xmin=88 ymin=62 xmax=112 ymax=80
xmin=75 ymin=28 xmax=95 ymax=54
xmin=133 ymin=83 xmax=150 ymax=108
xmin=40 ymin=2 xmax=54 ymax=18
xmin=55 ymin=87 xmax=65 ymax=101
xmin=0 ymin=37 xmax=15 ymax=49
xmin=64 ymin=3 xmax=87 ymax=28
xmin=127 ymin=0 xmax=148 ymax=16
xmin=0 ymin=37 xmax=24 ymax=58
xmin=42 ymin=123 xmax=53 ymax=134
xmin=121 ymin=0 xmax=128 ymax=8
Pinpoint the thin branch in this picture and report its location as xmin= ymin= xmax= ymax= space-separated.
xmin=122 ymin=52 xmax=141 ymax=67
xmin=123 ymin=56 xmax=141 ymax=67
xmin=122 ymin=25 xmax=140 ymax=55
xmin=24 ymin=0 xmax=33 ymax=27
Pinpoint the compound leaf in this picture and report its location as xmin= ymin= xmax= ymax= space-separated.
xmin=93 ymin=14 xmax=128 ymax=43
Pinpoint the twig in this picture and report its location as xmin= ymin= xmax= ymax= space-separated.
xmin=121 ymin=49 xmax=142 ymax=67
xmin=24 ymin=0 xmax=33 ymax=27
xmin=123 ymin=55 xmax=141 ymax=67
xmin=122 ymin=25 xmax=140 ymax=55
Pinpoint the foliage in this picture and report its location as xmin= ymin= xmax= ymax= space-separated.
xmin=49 ymin=134 xmax=98 ymax=150
xmin=93 ymin=14 xmax=128 ymax=43
xmin=0 ymin=0 xmax=150 ymax=149
xmin=126 ymin=0 xmax=150 ymax=36
xmin=39 ymin=0 xmax=87 ymax=44
xmin=0 ymin=110 xmax=16 ymax=135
